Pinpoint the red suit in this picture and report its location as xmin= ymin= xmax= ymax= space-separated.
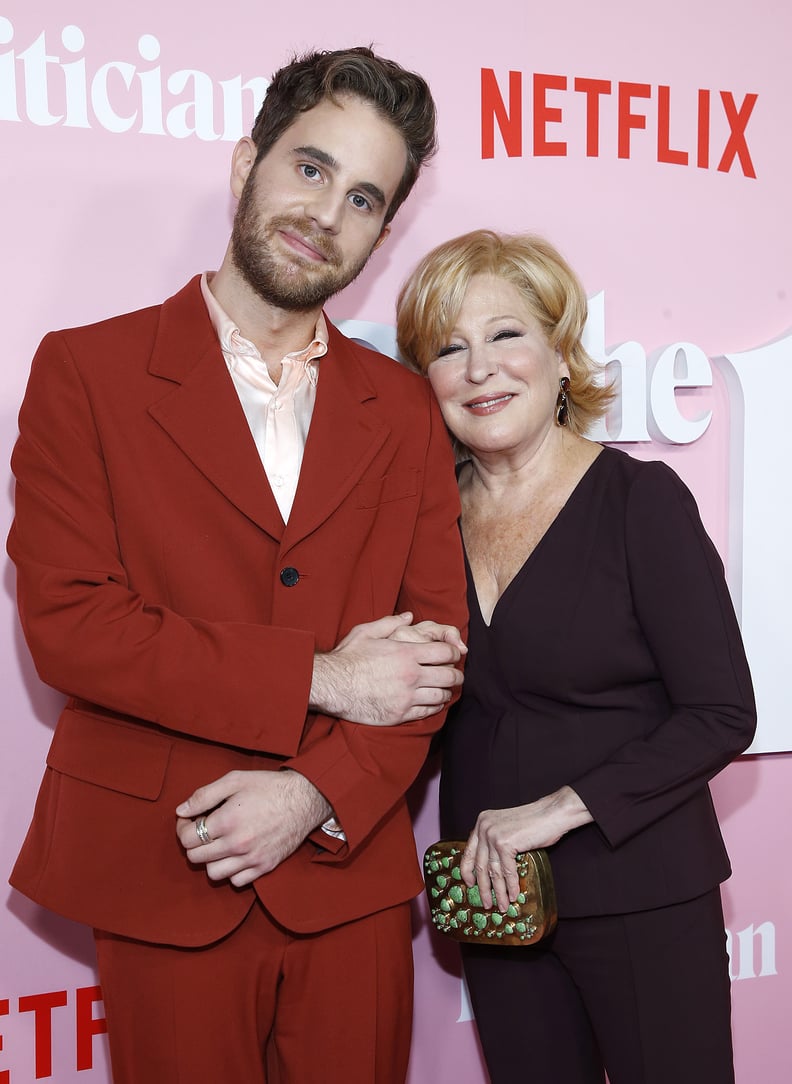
xmin=8 ymin=276 xmax=467 ymax=1079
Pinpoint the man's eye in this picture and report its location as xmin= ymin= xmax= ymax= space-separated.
xmin=300 ymin=164 xmax=321 ymax=180
xmin=349 ymin=193 xmax=371 ymax=211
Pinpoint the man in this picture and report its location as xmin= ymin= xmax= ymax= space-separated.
xmin=8 ymin=47 xmax=466 ymax=1083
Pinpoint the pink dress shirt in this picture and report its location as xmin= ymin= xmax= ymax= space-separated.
xmin=200 ymin=273 xmax=328 ymax=522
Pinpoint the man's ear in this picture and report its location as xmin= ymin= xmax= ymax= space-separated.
xmin=372 ymin=224 xmax=391 ymax=252
xmin=230 ymin=137 xmax=257 ymax=198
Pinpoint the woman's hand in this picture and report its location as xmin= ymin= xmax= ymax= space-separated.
xmin=460 ymin=786 xmax=593 ymax=913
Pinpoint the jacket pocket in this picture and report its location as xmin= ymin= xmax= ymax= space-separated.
xmin=47 ymin=708 xmax=171 ymax=800
xmin=354 ymin=469 xmax=419 ymax=509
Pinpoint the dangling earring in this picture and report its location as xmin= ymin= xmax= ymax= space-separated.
xmin=556 ymin=377 xmax=570 ymax=427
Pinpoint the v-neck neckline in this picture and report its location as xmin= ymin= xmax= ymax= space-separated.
xmin=464 ymin=447 xmax=608 ymax=629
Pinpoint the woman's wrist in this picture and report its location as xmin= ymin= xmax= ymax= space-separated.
xmin=551 ymin=785 xmax=594 ymax=833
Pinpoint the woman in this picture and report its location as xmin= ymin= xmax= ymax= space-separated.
xmin=396 ymin=230 xmax=756 ymax=1084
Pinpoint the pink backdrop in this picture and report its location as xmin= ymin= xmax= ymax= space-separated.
xmin=1 ymin=2 xmax=789 ymax=1080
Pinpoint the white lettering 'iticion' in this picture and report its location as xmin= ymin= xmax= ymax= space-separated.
xmin=0 ymin=17 xmax=268 ymax=140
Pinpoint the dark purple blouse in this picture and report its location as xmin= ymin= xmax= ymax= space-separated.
xmin=440 ymin=447 xmax=756 ymax=917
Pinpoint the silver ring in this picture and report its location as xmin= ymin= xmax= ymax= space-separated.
xmin=195 ymin=816 xmax=211 ymax=845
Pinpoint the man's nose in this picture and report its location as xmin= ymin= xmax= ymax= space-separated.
xmin=304 ymin=188 xmax=345 ymax=233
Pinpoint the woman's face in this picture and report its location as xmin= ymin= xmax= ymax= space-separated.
xmin=427 ymin=273 xmax=569 ymax=460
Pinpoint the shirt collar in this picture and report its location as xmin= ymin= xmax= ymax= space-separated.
xmin=200 ymin=272 xmax=328 ymax=384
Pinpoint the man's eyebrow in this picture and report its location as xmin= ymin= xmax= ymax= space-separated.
xmin=355 ymin=182 xmax=386 ymax=211
xmin=293 ymin=144 xmax=338 ymax=171
xmin=292 ymin=145 xmax=387 ymax=211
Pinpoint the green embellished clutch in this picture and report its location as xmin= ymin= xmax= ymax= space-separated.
xmin=423 ymin=841 xmax=557 ymax=946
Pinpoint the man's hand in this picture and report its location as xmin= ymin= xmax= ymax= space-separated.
xmin=175 ymin=769 xmax=332 ymax=886
xmin=388 ymin=617 xmax=467 ymax=650
xmin=310 ymin=612 xmax=466 ymax=726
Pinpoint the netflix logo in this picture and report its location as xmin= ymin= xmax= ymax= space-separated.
xmin=481 ymin=68 xmax=758 ymax=178
xmin=0 ymin=986 xmax=107 ymax=1081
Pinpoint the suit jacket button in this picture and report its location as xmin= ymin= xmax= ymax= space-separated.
xmin=280 ymin=566 xmax=300 ymax=587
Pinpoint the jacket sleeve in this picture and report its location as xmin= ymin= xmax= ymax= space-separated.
xmin=8 ymin=331 xmax=315 ymax=757
xmin=570 ymin=461 xmax=756 ymax=847
xmin=284 ymin=391 xmax=468 ymax=858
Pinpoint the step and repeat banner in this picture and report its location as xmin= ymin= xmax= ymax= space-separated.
xmin=1 ymin=1 xmax=789 ymax=1080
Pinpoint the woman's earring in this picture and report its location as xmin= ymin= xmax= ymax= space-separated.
xmin=556 ymin=377 xmax=570 ymax=427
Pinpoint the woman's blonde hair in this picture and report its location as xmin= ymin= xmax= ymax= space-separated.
xmin=396 ymin=229 xmax=614 ymax=435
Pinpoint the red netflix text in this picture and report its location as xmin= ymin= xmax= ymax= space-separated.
xmin=481 ymin=68 xmax=758 ymax=178
xmin=0 ymin=986 xmax=106 ymax=1081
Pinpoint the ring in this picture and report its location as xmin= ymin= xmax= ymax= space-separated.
xmin=195 ymin=816 xmax=211 ymax=845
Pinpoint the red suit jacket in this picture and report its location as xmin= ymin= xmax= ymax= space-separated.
xmin=8 ymin=277 xmax=467 ymax=947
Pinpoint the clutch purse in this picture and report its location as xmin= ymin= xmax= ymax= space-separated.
xmin=423 ymin=840 xmax=557 ymax=946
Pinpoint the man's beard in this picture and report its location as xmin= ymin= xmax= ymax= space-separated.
xmin=230 ymin=174 xmax=373 ymax=312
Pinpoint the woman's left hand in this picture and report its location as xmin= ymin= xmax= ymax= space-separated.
xmin=460 ymin=786 xmax=593 ymax=913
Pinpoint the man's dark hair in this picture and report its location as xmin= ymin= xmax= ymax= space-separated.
xmin=250 ymin=46 xmax=437 ymax=225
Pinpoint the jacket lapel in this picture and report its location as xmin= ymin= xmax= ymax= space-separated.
xmin=283 ymin=324 xmax=389 ymax=549
xmin=146 ymin=277 xmax=284 ymax=539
